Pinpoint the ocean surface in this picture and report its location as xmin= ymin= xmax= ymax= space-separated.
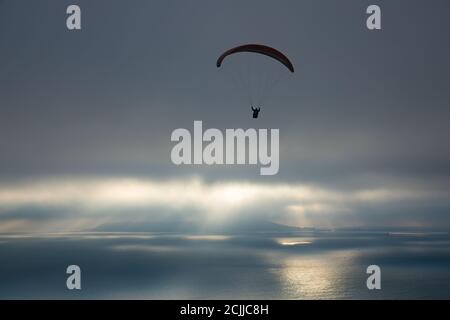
xmin=1 ymin=230 xmax=450 ymax=299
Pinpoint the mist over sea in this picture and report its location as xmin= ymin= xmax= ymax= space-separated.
xmin=1 ymin=230 xmax=450 ymax=299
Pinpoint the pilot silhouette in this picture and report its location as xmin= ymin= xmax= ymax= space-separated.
xmin=251 ymin=106 xmax=261 ymax=119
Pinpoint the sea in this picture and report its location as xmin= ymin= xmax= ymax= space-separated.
xmin=1 ymin=230 xmax=450 ymax=299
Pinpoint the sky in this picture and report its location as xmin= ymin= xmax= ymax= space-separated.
xmin=1 ymin=0 xmax=450 ymax=231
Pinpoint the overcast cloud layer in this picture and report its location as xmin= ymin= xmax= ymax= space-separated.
xmin=1 ymin=0 xmax=450 ymax=230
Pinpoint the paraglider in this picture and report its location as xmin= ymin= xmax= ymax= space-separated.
xmin=216 ymin=44 xmax=295 ymax=72
xmin=216 ymin=44 xmax=294 ymax=118
xmin=251 ymin=106 xmax=261 ymax=119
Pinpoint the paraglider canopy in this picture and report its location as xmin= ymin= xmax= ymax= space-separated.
xmin=216 ymin=44 xmax=295 ymax=73
xmin=216 ymin=44 xmax=295 ymax=108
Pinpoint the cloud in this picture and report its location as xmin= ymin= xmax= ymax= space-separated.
xmin=0 ymin=176 xmax=449 ymax=232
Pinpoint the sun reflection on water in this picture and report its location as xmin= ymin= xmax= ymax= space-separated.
xmin=271 ymin=250 xmax=358 ymax=299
